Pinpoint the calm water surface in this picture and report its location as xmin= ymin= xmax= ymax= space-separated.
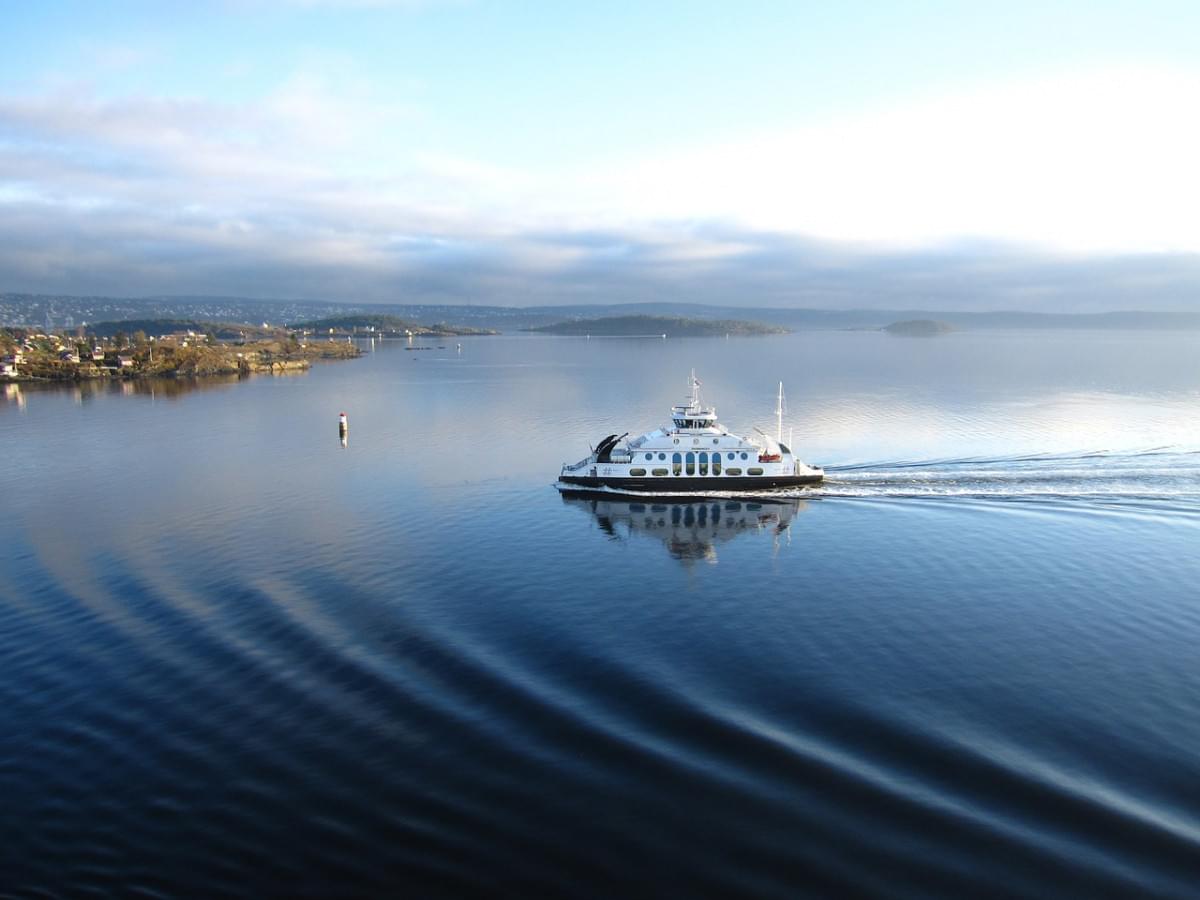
xmin=2 ymin=331 xmax=1199 ymax=898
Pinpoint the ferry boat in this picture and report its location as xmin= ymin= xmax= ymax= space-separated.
xmin=558 ymin=373 xmax=823 ymax=494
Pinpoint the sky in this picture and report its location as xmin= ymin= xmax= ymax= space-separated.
xmin=2 ymin=0 xmax=1200 ymax=310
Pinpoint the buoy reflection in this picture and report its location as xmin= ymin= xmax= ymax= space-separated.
xmin=3 ymin=383 xmax=25 ymax=410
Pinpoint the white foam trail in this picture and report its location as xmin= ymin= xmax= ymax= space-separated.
xmin=818 ymin=447 xmax=1200 ymax=505
xmin=560 ymin=447 xmax=1200 ymax=507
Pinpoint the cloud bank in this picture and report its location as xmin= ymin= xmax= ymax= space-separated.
xmin=2 ymin=65 xmax=1200 ymax=309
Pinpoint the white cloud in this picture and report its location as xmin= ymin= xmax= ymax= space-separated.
xmin=8 ymin=63 xmax=1200 ymax=252
xmin=569 ymin=65 xmax=1200 ymax=253
xmin=3 ymin=63 xmax=1200 ymax=305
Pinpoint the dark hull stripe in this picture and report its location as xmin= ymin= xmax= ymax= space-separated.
xmin=558 ymin=474 xmax=822 ymax=492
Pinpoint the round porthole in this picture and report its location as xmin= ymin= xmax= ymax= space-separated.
xmin=693 ymin=438 xmax=699 ymax=445
xmin=713 ymin=439 xmax=719 ymax=444
xmin=673 ymin=438 xmax=679 ymax=444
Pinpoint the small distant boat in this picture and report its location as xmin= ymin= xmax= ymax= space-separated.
xmin=558 ymin=372 xmax=823 ymax=494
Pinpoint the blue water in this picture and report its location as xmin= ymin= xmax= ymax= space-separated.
xmin=2 ymin=330 xmax=1199 ymax=897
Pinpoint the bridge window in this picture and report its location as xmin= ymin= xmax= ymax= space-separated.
xmin=685 ymin=452 xmax=695 ymax=475
xmin=672 ymin=452 xmax=682 ymax=475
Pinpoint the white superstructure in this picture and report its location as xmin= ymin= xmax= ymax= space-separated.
xmin=558 ymin=372 xmax=823 ymax=494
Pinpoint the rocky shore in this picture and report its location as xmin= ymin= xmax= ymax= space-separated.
xmin=1 ymin=333 xmax=362 ymax=382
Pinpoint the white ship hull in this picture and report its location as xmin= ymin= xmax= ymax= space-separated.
xmin=558 ymin=466 xmax=822 ymax=494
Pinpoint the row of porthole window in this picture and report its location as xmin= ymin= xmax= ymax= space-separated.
xmin=630 ymin=452 xmax=763 ymax=477
xmin=629 ymin=466 xmax=763 ymax=477
xmin=646 ymin=451 xmax=750 ymax=461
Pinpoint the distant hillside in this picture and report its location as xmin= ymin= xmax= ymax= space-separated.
xmin=290 ymin=314 xmax=496 ymax=335
xmin=86 ymin=319 xmax=269 ymax=340
xmin=884 ymin=319 xmax=955 ymax=336
xmin=7 ymin=293 xmax=1200 ymax=333
xmin=527 ymin=315 xmax=789 ymax=337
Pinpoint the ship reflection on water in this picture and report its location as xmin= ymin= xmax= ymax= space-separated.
xmin=560 ymin=492 xmax=806 ymax=564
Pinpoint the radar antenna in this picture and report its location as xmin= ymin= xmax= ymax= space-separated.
xmin=688 ymin=369 xmax=702 ymax=409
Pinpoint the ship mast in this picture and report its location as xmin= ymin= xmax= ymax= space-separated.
xmin=776 ymin=382 xmax=785 ymax=444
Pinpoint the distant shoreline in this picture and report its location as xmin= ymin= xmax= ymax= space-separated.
xmin=5 ymin=293 xmax=1200 ymax=334
xmin=525 ymin=314 xmax=788 ymax=337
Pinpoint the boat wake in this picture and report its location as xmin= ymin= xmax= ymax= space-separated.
xmin=559 ymin=448 xmax=1200 ymax=510
xmin=822 ymin=447 xmax=1200 ymax=501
